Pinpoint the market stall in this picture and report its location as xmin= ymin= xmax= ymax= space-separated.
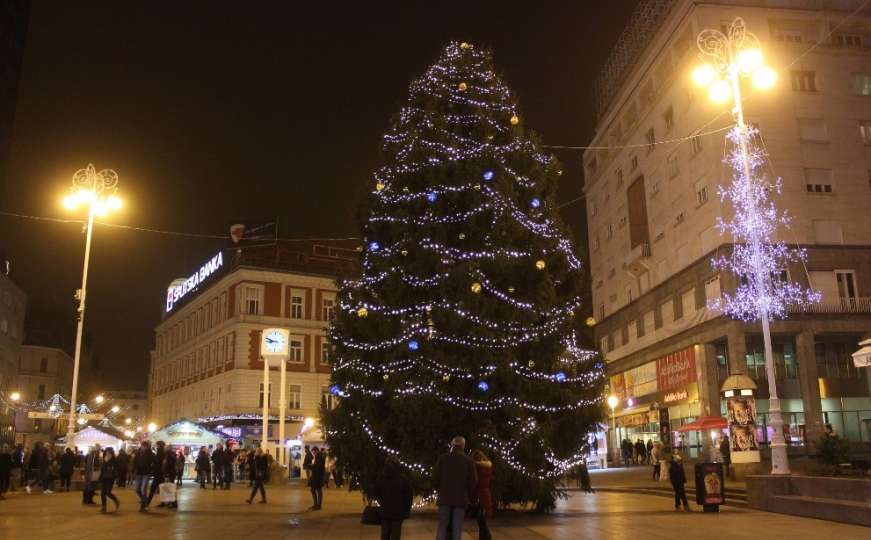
xmin=148 ymin=418 xmax=228 ymax=478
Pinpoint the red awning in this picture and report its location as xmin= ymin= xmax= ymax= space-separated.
xmin=675 ymin=416 xmax=727 ymax=433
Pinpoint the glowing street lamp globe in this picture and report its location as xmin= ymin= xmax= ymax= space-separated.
xmin=10 ymin=391 xmax=20 ymax=402
xmin=752 ymin=66 xmax=777 ymax=89
xmin=94 ymin=394 xmax=104 ymax=404
xmin=147 ymin=422 xmax=157 ymax=433
xmin=110 ymin=405 xmax=120 ymax=413
xmin=606 ymin=395 xmax=619 ymax=410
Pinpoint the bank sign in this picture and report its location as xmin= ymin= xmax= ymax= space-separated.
xmin=165 ymin=252 xmax=224 ymax=312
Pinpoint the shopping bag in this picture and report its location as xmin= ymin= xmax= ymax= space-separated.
xmin=361 ymin=505 xmax=381 ymax=525
xmin=159 ymin=481 xmax=177 ymax=503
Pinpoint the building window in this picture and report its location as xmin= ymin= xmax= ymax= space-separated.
xmin=853 ymin=73 xmax=871 ymax=96
xmin=859 ymin=120 xmax=871 ymax=145
xmin=258 ymin=383 xmax=272 ymax=408
xmin=835 ymin=270 xmax=858 ymax=302
xmin=674 ymin=212 xmax=686 ymax=226
xmin=39 ymin=357 xmax=48 ymax=373
xmin=773 ymin=28 xmax=803 ymax=43
xmin=690 ymin=133 xmax=702 ymax=155
xmin=322 ymin=298 xmax=335 ymax=321
xmin=704 ymin=275 xmax=721 ymax=304
xmin=695 ymin=178 xmax=708 ymax=206
xmin=790 ymin=70 xmax=816 ymax=92
xmin=288 ymin=384 xmax=302 ymax=409
xmin=834 ymin=34 xmax=862 ymax=48
xmin=816 ymin=341 xmax=860 ymax=379
xmin=591 ymin=202 xmax=598 ymax=217
xmin=664 ymin=106 xmax=674 ymax=131
xmin=606 ymin=223 xmax=613 ymax=240
xmin=242 ymin=286 xmax=262 ymax=315
xmin=804 ymin=168 xmax=833 ymax=194
xmin=33 ymin=419 xmax=42 ymax=432
xmin=289 ymin=338 xmax=303 ymax=362
xmin=615 ymin=168 xmax=623 ymax=189
xmin=322 ymin=386 xmax=337 ymax=410
xmin=321 ymin=338 xmax=331 ymax=365
xmin=645 ymin=128 xmax=655 ymax=153
xmin=290 ymin=294 xmax=304 ymax=319
xmin=812 ymin=220 xmax=844 ymax=244
xmin=746 ymin=337 xmax=798 ymax=379
xmin=593 ymin=236 xmax=600 ymax=252
xmin=630 ymin=155 xmax=639 ymax=171
xmin=599 ymin=336 xmax=608 ymax=353
xmin=37 ymin=384 xmax=45 ymax=400
xmin=598 ymin=303 xmax=605 ymax=322
xmin=798 ymin=118 xmax=828 ymax=142
xmin=715 ymin=342 xmax=729 ymax=382
xmin=668 ymin=153 xmax=679 ymax=177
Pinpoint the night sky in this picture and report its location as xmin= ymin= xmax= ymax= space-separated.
xmin=1 ymin=1 xmax=637 ymax=389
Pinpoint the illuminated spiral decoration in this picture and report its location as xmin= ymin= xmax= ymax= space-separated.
xmin=72 ymin=163 xmax=119 ymax=195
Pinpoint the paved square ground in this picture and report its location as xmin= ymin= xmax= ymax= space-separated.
xmin=0 ymin=478 xmax=866 ymax=539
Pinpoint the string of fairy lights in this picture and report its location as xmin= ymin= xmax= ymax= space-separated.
xmin=329 ymin=42 xmax=602 ymax=481
xmin=709 ymin=126 xmax=820 ymax=319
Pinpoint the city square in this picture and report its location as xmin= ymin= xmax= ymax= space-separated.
xmin=1 ymin=0 xmax=870 ymax=537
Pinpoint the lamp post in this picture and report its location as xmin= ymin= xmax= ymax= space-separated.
xmin=692 ymin=19 xmax=789 ymax=474
xmin=607 ymin=395 xmax=619 ymax=467
xmin=62 ymin=164 xmax=122 ymax=450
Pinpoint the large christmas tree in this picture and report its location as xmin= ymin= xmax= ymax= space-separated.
xmin=323 ymin=42 xmax=602 ymax=510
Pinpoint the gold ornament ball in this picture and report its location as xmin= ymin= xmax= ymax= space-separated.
xmin=507 ymin=286 xmax=515 ymax=293
xmin=470 ymin=282 xmax=482 ymax=294
xmin=443 ymin=374 xmax=451 ymax=382
xmin=356 ymin=307 xmax=369 ymax=318
xmin=458 ymin=82 xmax=468 ymax=91
xmin=382 ymin=373 xmax=390 ymax=381
xmin=510 ymin=114 xmax=520 ymax=125
xmin=459 ymin=42 xmax=471 ymax=50
xmin=585 ymin=316 xmax=597 ymax=327
xmin=458 ymin=233 xmax=466 ymax=240
xmin=401 ymin=249 xmax=409 ymax=256
xmin=528 ymin=360 xmax=535 ymax=368
xmin=557 ymin=169 xmax=563 ymax=176
xmin=473 ymin=184 xmax=482 ymax=191
xmin=535 ymin=259 xmax=546 ymax=270
xmin=375 ymin=181 xmax=386 ymax=192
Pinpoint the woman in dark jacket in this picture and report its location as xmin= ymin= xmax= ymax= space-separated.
xmin=246 ymin=447 xmax=268 ymax=504
xmin=373 ymin=456 xmax=412 ymax=540
xmin=195 ymin=448 xmax=211 ymax=489
xmin=100 ymin=448 xmax=120 ymax=513
xmin=472 ymin=450 xmax=493 ymax=540
xmin=116 ymin=448 xmax=129 ymax=488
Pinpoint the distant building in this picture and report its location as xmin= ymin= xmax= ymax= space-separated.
xmin=584 ymin=0 xmax=871 ymax=456
xmin=0 ymin=269 xmax=26 ymax=444
xmin=102 ymin=389 xmax=148 ymax=425
xmin=13 ymin=345 xmax=73 ymax=445
xmin=149 ymin=241 xmax=359 ymax=450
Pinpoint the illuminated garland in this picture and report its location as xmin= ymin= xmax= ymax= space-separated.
xmin=710 ymin=126 xmax=820 ymax=319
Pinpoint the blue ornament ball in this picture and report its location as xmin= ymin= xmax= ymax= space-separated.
xmin=555 ymin=372 xmax=567 ymax=383
xmin=477 ymin=381 xmax=489 ymax=392
xmin=329 ymin=385 xmax=341 ymax=395
xmin=369 ymin=241 xmax=380 ymax=251
xmin=482 ymin=170 xmax=494 ymax=181
xmin=530 ymin=198 xmax=541 ymax=209
xmin=408 ymin=340 xmax=420 ymax=351
xmin=427 ymin=192 xmax=438 ymax=203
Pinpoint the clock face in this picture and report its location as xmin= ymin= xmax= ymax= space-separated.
xmin=264 ymin=330 xmax=287 ymax=354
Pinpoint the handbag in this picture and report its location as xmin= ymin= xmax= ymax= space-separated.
xmin=361 ymin=505 xmax=381 ymax=525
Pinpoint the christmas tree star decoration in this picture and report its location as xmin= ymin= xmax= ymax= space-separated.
xmin=323 ymin=42 xmax=602 ymax=511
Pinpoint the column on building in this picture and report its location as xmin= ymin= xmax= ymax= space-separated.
xmin=726 ymin=327 xmax=746 ymax=377
xmin=696 ymin=343 xmax=721 ymax=418
xmin=796 ymin=329 xmax=824 ymax=450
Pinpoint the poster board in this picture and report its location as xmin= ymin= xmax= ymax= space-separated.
xmin=726 ymin=396 xmax=760 ymax=463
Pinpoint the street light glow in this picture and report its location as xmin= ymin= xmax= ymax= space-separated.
xmin=752 ymin=66 xmax=777 ymax=89
xmin=94 ymin=394 xmax=104 ymax=404
xmin=606 ymin=395 xmax=619 ymax=409
xmin=125 ymin=418 xmax=132 ymax=425
xmin=110 ymin=405 xmax=120 ymax=413
xmin=708 ymin=79 xmax=732 ymax=103
xmin=147 ymin=422 xmax=157 ymax=433
xmin=10 ymin=391 xmax=20 ymax=402
xmin=107 ymin=194 xmax=123 ymax=210
xmin=736 ymin=48 xmax=763 ymax=74
xmin=691 ymin=63 xmax=716 ymax=87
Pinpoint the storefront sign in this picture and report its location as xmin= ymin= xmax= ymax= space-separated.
xmin=726 ymin=396 xmax=761 ymax=463
xmin=611 ymin=361 xmax=658 ymax=400
xmin=165 ymin=252 xmax=224 ymax=312
xmin=656 ymin=347 xmax=697 ymax=391
xmin=615 ymin=409 xmax=659 ymax=428
xmin=663 ymin=389 xmax=689 ymax=403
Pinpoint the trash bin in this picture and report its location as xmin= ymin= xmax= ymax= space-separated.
xmin=694 ymin=462 xmax=725 ymax=512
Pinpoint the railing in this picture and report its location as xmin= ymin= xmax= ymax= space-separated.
xmin=624 ymin=242 xmax=652 ymax=276
xmin=790 ymin=297 xmax=871 ymax=314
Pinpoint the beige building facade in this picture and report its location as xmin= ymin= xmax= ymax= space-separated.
xmin=13 ymin=345 xmax=73 ymax=444
xmin=149 ymin=243 xmax=357 ymax=446
xmin=584 ymin=0 xmax=871 ymax=455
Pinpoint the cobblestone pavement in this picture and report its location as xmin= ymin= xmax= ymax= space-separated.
xmin=0 ymin=478 xmax=866 ymax=539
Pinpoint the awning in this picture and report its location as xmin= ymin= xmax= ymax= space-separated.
xmin=852 ymin=345 xmax=871 ymax=368
xmin=675 ymin=416 xmax=727 ymax=433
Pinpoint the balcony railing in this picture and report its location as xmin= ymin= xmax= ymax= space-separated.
xmin=623 ymin=242 xmax=652 ymax=277
xmin=790 ymin=297 xmax=871 ymax=314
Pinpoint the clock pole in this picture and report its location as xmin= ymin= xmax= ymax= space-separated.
xmin=262 ymin=355 xmax=270 ymax=452
xmin=279 ymin=357 xmax=286 ymax=465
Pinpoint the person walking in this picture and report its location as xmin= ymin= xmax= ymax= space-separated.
xmin=212 ymin=444 xmax=226 ymax=489
xmin=302 ymin=445 xmax=313 ymax=484
xmin=81 ymin=445 xmax=102 ymax=503
xmin=116 ymin=447 xmax=129 ymax=488
xmin=433 ymin=436 xmax=478 ymax=540
xmin=175 ymin=449 xmax=185 ymax=486
xmin=46 ymin=451 xmax=60 ymax=493
xmin=222 ymin=448 xmax=234 ymax=489
xmin=245 ymin=447 xmax=268 ymax=504
xmin=472 ymin=450 xmax=493 ymax=540
xmin=133 ymin=441 xmax=155 ymax=512
xmin=646 ymin=439 xmax=654 ymax=465
xmin=635 ymin=439 xmax=646 ymax=465
xmin=0 ymin=444 xmax=12 ymax=499
xmin=309 ymin=447 xmax=326 ymax=510
xmin=147 ymin=441 xmax=167 ymax=508
xmin=719 ymin=436 xmax=733 ymax=480
xmin=374 ymin=456 xmax=412 ymax=540
xmin=99 ymin=447 xmax=120 ymax=513
xmin=10 ymin=444 xmax=24 ymax=491
xmin=669 ymin=454 xmax=691 ymax=511
xmin=25 ymin=441 xmax=49 ymax=494
xmin=195 ymin=448 xmax=210 ymax=489
xmin=651 ymin=441 xmax=661 ymax=481
xmin=59 ymin=448 xmax=75 ymax=492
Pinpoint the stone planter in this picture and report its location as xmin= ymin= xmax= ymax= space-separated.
xmin=746 ymin=474 xmax=871 ymax=527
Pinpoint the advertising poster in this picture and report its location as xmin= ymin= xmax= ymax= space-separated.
xmin=727 ymin=396 xmax=761 ymax=463
xmin=694 ymin=462 xmax=725 ymax=505
xmin=656 ymin=347 xmax=697 ymax=392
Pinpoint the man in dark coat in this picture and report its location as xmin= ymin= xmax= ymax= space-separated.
xmin=309 ymin=447 xmax=326 ymax=510
xmin=302 ymin=445 xmax=313 ymax=484
xmin=374 ymin=456 xmax=412 ymax=540
xmin=147 ymin=441 xmax=167 ymax=507
xmin=81 ymin=445 xmax=101 ymax=503
xmin=222 ymin=447 xmax=234 ymax=489
xmin=0 ymin=444 xmax=12 ymax=499
xmin=133 ymin=442 xmax=155 ymax=511
xmin=11 ymin=444 xmax=24 ymax=491
xmin=211 ymin=444 xmax=225 ymax=489
xmin=116 ymin=448 xmax=129 ymax=488
xmin=432 ymin=436 xmax=478 ymax=540
xmin=668 ymin=454 xmax=690 ymax=511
